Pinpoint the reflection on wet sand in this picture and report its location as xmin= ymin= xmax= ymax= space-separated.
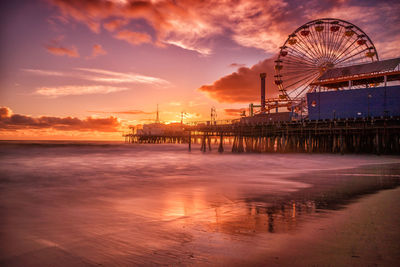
xmin=159 ymin=169 xmax=399 ymax=239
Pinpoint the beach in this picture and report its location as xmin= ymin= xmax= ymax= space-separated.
xmin=0 ymin=142 xmax=399 ymax=266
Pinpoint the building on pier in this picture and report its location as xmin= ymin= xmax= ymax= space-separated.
xmin=240 ymin=112 xmax=291 ymax=124
xmin=307 ymin=85 xmax=400 ymax=120
xmin=137 ymin=123 xmax=184 ymax=136
xmin=308 ymin=57 xmax=400 ymax=120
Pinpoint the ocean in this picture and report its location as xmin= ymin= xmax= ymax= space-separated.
xmin=1 ymin=141 xmax=399 ymax=266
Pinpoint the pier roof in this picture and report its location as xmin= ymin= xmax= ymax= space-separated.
xmin=319 ymin=57 xmax=400 ymax=81
xmin=311 ymin=57 xmax=400 ymax=88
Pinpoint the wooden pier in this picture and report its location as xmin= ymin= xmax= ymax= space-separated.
xmin=124 ymin=117 xmax=400 ymax=155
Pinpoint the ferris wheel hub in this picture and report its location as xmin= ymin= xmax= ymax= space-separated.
xmin=318 ymin=61 xmax=335 ymax=74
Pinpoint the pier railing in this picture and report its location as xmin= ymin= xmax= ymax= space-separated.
xmin=185 ymin=119 xmax=240 ymax=126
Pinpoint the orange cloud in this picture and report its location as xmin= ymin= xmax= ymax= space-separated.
xmin=0 ymin=107 xmax=120 ymax=132
xmin=91 ymin=44 xmax=107 ymax=58
xmin=103 ymin=18 xmax=128 ymax=32
xmin=48 ymin=0 xmax=116 ymax=33
xmin=0 ymin=106 xmax=12 ymax=118
xmin=47 ymin=0 xmax=400 ymax=57
xmin=199 ymin=58 xmax=278 ymax=103
xmin=114 ymin=30 xmax=152 ymax=45
xmin=45 ymin=44 xmax=79 ymax=58
xmin=45 ymin=0 xmax=290 ymax=54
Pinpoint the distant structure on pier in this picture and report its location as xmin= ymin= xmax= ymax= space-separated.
xmin=155 ymin=104 xmax=160 ymax=124
xmin=131 ymin=105 xmax=184 ymax=137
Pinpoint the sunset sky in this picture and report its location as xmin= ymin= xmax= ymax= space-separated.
xmin=1 ymin=0 xmax=399 ymax=140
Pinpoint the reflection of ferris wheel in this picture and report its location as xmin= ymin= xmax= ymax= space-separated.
xmin=274 ymin=18 xmax=379 ymax=102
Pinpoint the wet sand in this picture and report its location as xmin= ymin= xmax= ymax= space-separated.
xmin=247 ymin=186 xmax=400 ymax=266
xmin=2 ymin=187 xmax=399 ymax=266
xmin=0 ymin=143 xmax=399 ymax=266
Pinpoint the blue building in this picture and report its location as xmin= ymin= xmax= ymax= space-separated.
xmin=307 ymin=57 xmax=400 ymax=120
xmin=307 ymin=86 xmax=400 ymax=120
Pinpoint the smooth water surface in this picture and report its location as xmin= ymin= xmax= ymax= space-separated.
xmin=0 ymin=141 xmax=399 ymax=266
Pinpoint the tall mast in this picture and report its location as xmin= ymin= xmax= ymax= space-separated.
xmin=156 ymin=104 xmax=160 ymax=123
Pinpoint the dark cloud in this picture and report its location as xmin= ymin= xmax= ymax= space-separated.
xmin=199 ymin=58 xmax=277 ymax=103
xmin=0 ymin=107 xmax=120 ymax=132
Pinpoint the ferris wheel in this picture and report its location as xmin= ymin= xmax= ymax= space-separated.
xmin=274 ymin=18 xmax=379 ymax=102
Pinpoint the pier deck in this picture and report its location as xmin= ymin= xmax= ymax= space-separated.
xmin=124 ymin=117 xmax=400 ymax=154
